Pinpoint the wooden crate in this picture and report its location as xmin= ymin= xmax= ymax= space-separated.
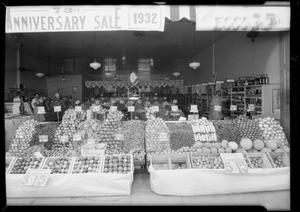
xmin=8 ymin=157 xmax=45 ymax=174
xmin=247 ymin=152 xmax=273 ymax=168
xmin=169 ymin=153 xmax=192 ymax=170
xmin=266 ymin=152 xmax=290 ymax=168
xmin=101 ymin=154 xmax=134 ymax=174
xmin=41 ymin=157 xmax=74 ymax=174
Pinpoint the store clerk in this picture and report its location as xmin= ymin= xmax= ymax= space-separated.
xmin=31 ymin=92 xmax=45 ymax=122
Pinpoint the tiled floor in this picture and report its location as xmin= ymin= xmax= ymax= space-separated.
xmin=6 ymin=169 xmax=290 ymax=210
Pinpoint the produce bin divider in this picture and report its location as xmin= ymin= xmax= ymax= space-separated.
xmin=266 ymin=151 xmax=290 ymax=168
xmin=5 ymin=157 xmax=16 ymax=174
xmin=247 ymin=152 xmax=273 ymax=168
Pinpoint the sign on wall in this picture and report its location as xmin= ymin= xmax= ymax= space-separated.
xmin=196 ymin=6 xmax=290 ymax=31
xmin=6 ymin=5 xmax=167 ymax=33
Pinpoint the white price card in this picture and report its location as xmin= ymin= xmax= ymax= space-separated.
xmin=214 ymin=105 xmax=222 ymax=112
xmin=20 ymin=169 xmax=51 ymax=187
xmin=120 ymin=100 xmax=124 ymax=104
xmin=159 ymin=132 xmax=169 ymax=141
xmin=216 ymin=81 xmax=224 ymax=84
xmin=92 ymin=106 xmax=100 ymax=112
xmin=152 ymin=106 xmax=159 ymax=112
xmin=34 ymin=152 xmax=44 ymax=158
xmin=226 ymin=79 xmax=235 ymax=83
xmin=73 ymin=133 xmax=82 ymax=141
xmin=16 ymin=133 xmax=24 ymax=139
xmin=220 ymin=153 xmax=248 ymax=174
xmin=60 ymin=135 xmax=69 ymax=143
xmin=190 ymin=105 xmax=198 ymax=113
xmin=39 ymin=135 xmax=48 ymax=142
xmin=173 ymin=99 xmax=177 ymax=104
xmin=54 ymin=106 xmax=61 ymax=112
xmin=179 ymin=117 xmax=187 ymax=121
xmin=128 ymin=106 xmax=135 ymax=112
xmin=230 ymin=105 xmax=237 ymax=111
xmin=111 ymin=106 xmax=118 ymax=112
xmin=75 ymin=106 xmax=82 ymax=112
xmin=37 ymin=106 xmax=45 ymax=114
xmin=208 ymin=82 xmax=216 ymax=85
xmin=171 ymin=105 xmax=178 ymax=112
xmin=115 ymin=134 xmax=124 ymax=141
xmin=247 ymin=104 xmax=255 ymax=112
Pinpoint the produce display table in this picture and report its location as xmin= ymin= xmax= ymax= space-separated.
xmin=6 ymin=173 xmax=134 ymax=198
xmin=5 ymin=115 xmax=33 ymax=151
xmin=148 ymin=166 xmax=289 ymax=196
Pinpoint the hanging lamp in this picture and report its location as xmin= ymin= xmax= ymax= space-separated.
xmin=189 ymin=24 xmax=200 ymax=69
xmin=173 ymin=72 xmax=180 ymax=77
xmin=90 ymin=32 xmax=101 ymax=70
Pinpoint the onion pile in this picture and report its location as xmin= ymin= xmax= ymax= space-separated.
xmin=234 ymin=115 xmax=263 ymax=142
xmin=257 ymin=117 xmax=288 ymax=146
xmin=7 ymin=119 xmax=39 ymax=156
xmin=211 ymin=120 xmax=239 ymax=143
xmin=145 ymin=117 xmax=170 ymax=152
xmin=167 ymin=122 xmax=195 ymax=150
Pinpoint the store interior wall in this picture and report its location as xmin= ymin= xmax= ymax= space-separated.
xmin=176 ymin=32 xmax=280 ymax=86
xmin=5 ymin=48 xmax=18 ymax=89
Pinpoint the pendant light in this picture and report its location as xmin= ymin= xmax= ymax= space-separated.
xmin=105 ymin=44 xmax=112 ymax=77
xmin=173 ymin=72 xmax=180 ymax=77
xmin=90 ymin=32 xmax=101 ymax=70
xmin=189 ymin=24 xmax=200 ymax=69
xmin=36 ymin=45 xmax=44 ymax=78
xmin=61 ymin=58 xmax=66 ymax=81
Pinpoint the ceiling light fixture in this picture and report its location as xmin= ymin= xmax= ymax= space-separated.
xmin=36 ymin=72 xmax=44 ymax=78
xmin=173 ymin=72 xmax=180 ymax=77
xmin=90 ymin=32 xmax=101 ymax=70
xmin=189 ymin=24 xmax=200 ymax=69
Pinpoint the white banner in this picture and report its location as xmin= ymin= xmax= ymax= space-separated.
xmin=6 ymin=5 xmax=167 ymax=33
xmin=196 ymin=6 xmax=290 ymax=31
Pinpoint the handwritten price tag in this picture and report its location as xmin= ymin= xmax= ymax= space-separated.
xmin=34 ymin=152 xmax=44 ymax=158
xmin=60 ymin=135 xmax=69 ymax=143
xmin=128 ymin=106 xmax=135 ymax=112
xmin=39 ymin=135 xmax=48 ymax=142
xmin=230 ymin=105 xmax=237 ymax=111
xmin=214 ymin=105 xmax=222 ymax=112
xmin=190 ymin=105 xmax=198 ymax=113
xmin=115 ymin=134 xmax=124 ymax=141
xmin=73 ymin=133 xmax=82 ymax=141
xmin=220 ymin=153 xmax=248 ymax=174
xmin=20 ymin=169 xmax=51 ymax=187
xmin=75 ymin=106 xmax=82 ymax=112
xmin=54 ymin=106 xmax=61 ymax=112
xmin=111 ymin=106 xmax=117 ymax=112
xmin=159 ymin=132 xmax=169 ymax=141
xmin=171 ymin=105 xmax=178 ymax=112
xmin=152 ymin=106 xmax=159 ymax=112
xmin=37 ymin=106 xmax=45 ymax=114
xmin=92 ymin=106 xmax=100 ymax=112
xmin=173 ymin=99 xmax=177 ymax=104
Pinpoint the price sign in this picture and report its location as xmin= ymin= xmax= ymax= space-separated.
xmin=247 ymin=104 xmax=255 ymax=112
xmin=214 ymin=105 xmax=222 ymax=112
xmin=158 ymin=132 xmax=169 ymax=141
xmin=75 ymin=106 xmax=82 ymax=112
xmin=73 ymin=133 xmax=82 ymax=141
xmin=230 ymin=105 xmax=237 ymax=111
xmin=226 ymin=79 xmax=235 ymax=83
xmin=208 ymin=82 xmax=216 ymax=85
xmin=92 ymin=106 xmax=100 ymax=112
xmin=115 ymin=134 xmax=124 ymax=141
xmin=20 ymin=169 xmax=51 ymax=187
xmin=152 ymin=106 xmax=159 ymax=112
xmin=173 ymin=99 xmax=177 ymax=104
xmin=120 ymin=100 xmax=124 ymax=104
xmin=179 ymin=117 xmax=187 ymax=121
xmin=190 ymin=105 xmax=198 ymax=113
xmin=171 ymin=105 xmax=178 ymax=112
xmin=128 ymin=106 xmax=135 ymax=112
xmin=54 ymin=106 xmax=61 ymax=112
xmin=39 ymin=135 xmax=48 ymax=142
xmin=216 ymin=81 xmax=224 ymax=84
xmin=220 ymin=153 xmax=248 ymax=174
xmin=34 ymin=152 xmax=44 ymax=158
xmin=16 ymin=133 xmax=24 ymax=139
xmin=60 ymin=135 xmax=69 ymax=143
xmin=37 ymin=106 xmax=45 ymax=114
xmin=111 ymin=106 xmax=118 ymax=112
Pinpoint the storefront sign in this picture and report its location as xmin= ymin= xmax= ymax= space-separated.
xmin=110 ymin=106 xmax=117 ymax=112
xmin=171 ymin=105 xmax=178 ymax=112
xmin=128 ymin=106 xmax=135 ymax=112
xmin=214 ymin=105 xmax=222 ymax=112
xmin=159 ymin=132 xmax=168 ymax=141
xmin=196 ymin=6 xmax=290 ymax=31
xmin=37 ymin=106 xmax=45 ymax=114
xmin=39 ymin=135 xmax=48 ymax=142
xmin=20 ymin=169 xmax=51 ymax=187
xmin=230 ymin=105 xmax=237 ymax=111
xmin=6 ymin=5 xmax=167 ymax=33
xmin=172 ymin=99 xmax=177 ymax=104
xmin=190 ymin=105 xmax=198 ymax=113
xmin=54 ymin=106 xmax=61 ymax=112
xmin=60 ymin=135 xmax=69 ymax=143
xmin=75 ymin=106 xmax=82 ymax=112
xmin=220 ymin=153 xmax=248 ymax=174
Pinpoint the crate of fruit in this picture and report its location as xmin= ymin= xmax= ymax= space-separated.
xmin=266 ymin=152 xmax=290 ymax=168
xmin=149 ymin=154 xmax=172 ymax=170
xmin=41 ymin=157 xmax=74 ymax=174
xmin=189 ymin=152 xmax=212 ymax=169
xmin=70 ymin=156 xmax=102 ymax=174
xmin=81 ymin=143 xmax=107 ymax=157
xmin=247 ymin=152 xmax=273 ymax=168
xmin=169 ymin=153 xmax=192 ymax=170
xmin=241 ymin=153 xmax=253 ymax=168
xmin=208 ymin=153 xmax=225 ymax=170
xmin=8 ymin=157 xmax=45 ymax=174
xmin=101 ymin=154 xmax=134 ymax=174
xmin=5 ymin=157 xmax=16 ymax=174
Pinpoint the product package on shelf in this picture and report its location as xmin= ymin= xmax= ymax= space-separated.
xmin=5 ymin=157 xmax=16 ymax=174
xmin=8 ymin=157 xmax=45 ymax=174
xmin=41 ymin=157 xmax=73 ymax=174
xmin=246 ymin=152 xmax=273 ymax=168
xmin=266 ymin=152 xmax=290 ymax=168
xmin=149 ymin=154 xmax=172 ymax=170
xmin=70 ymin=156 xmax=102 ymax=174
xmin=170 ymin=153 xmax=192 ymax=170
xmin=101 ymin=154 xmax=134 ymax=174
xmin=189 ymin=117 xmax=217 ymax=143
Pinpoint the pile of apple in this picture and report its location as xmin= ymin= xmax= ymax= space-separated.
xmin=42 ymin=157 xmax=72 ymax=174
xmin=234 ymin=115 xmax=263 ymax=142
xmin=103 ymin=155 xmax=132 ymax=174
xmin=7 ymin=119 xmax=39 ymax=157
xmin=249 ymin=157 xmax=263 ymax=168
xmin=210 ymin=155 xmax=224 ymax=169
xmin=72 ymin=156 xmax=101 ymax=173
xmin=192 ymin=155 xmax=212 ymax=169
xmin=9 ymin=157 xmax=43 ymax=174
